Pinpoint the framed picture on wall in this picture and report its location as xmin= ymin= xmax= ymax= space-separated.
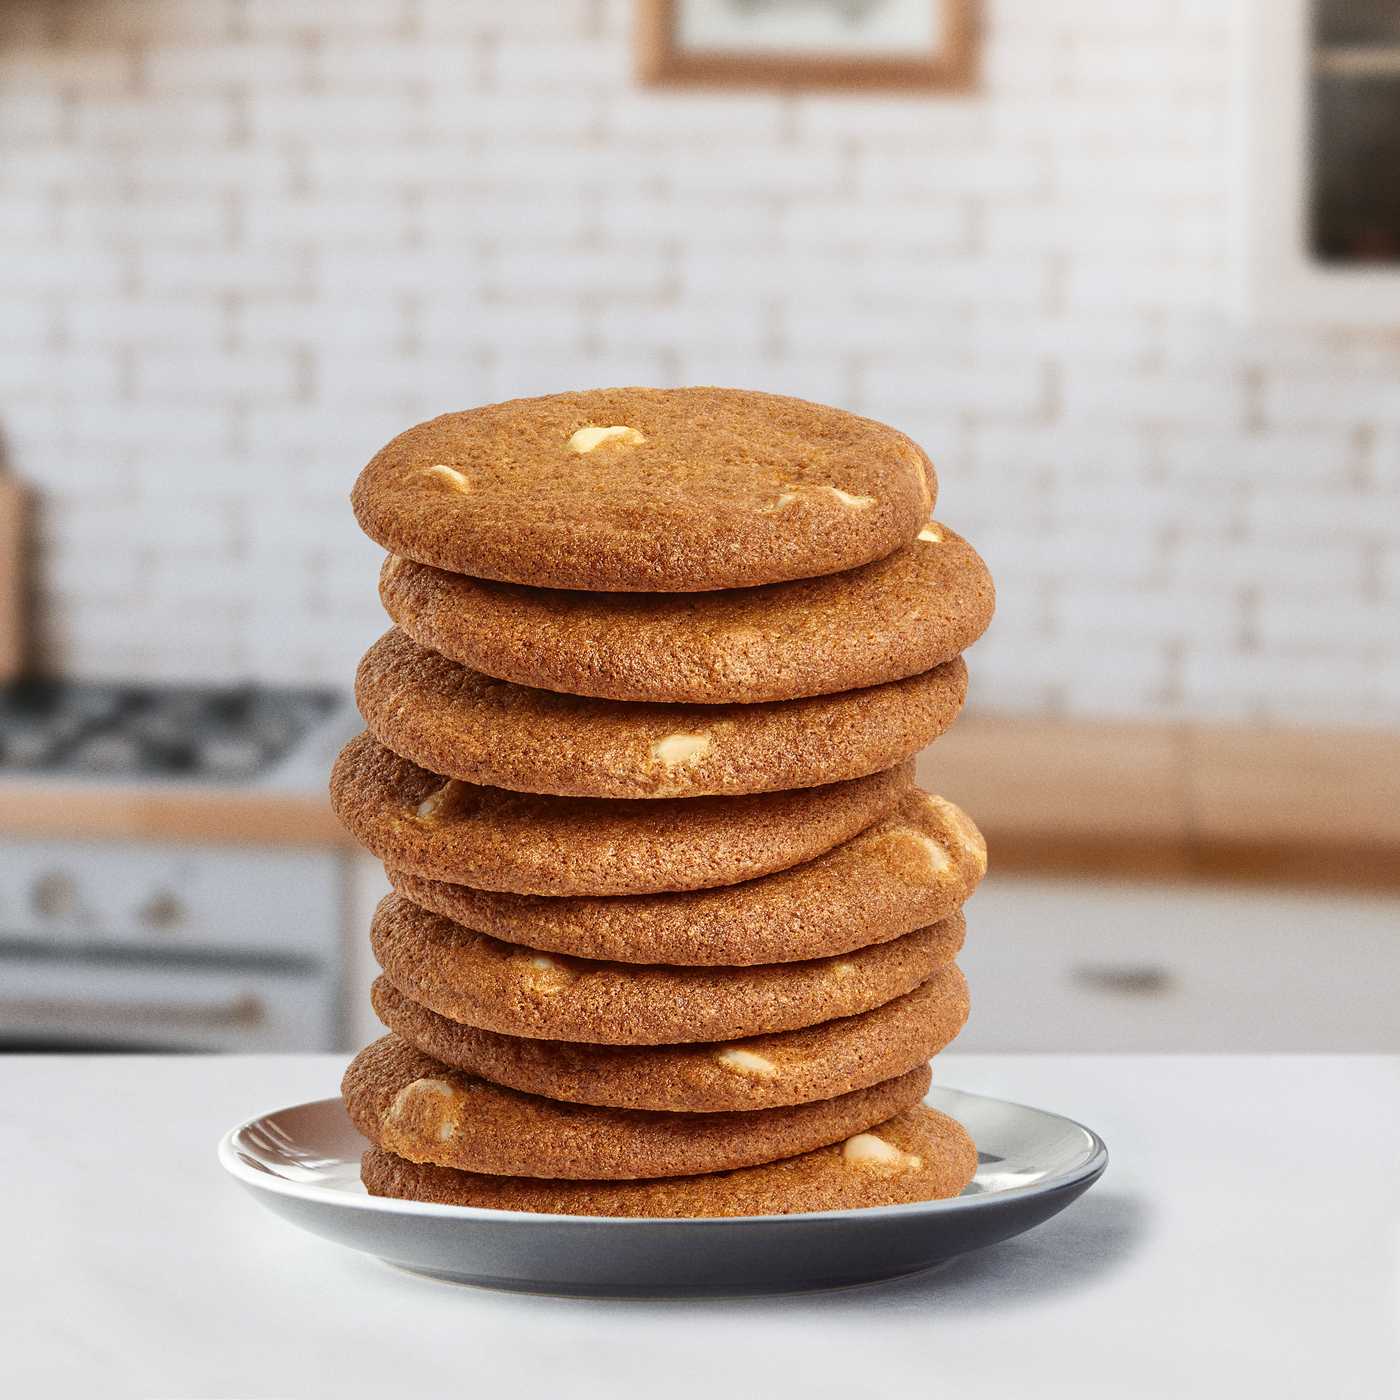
xmin=637 ymin=0 xmax=977 ymax=91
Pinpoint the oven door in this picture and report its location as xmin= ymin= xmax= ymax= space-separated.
xmin=0 ymin=950 xmax=336 ymax=1052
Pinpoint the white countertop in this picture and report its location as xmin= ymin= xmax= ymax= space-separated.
xmin=5 ymin=1054 xmax=1396 ymax=1399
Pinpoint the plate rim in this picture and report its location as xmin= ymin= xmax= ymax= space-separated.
xmin=217 ymin=1084 xmax=1109 ymax=1229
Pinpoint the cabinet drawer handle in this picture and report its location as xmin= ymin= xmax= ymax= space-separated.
xmin=1070 ymin=964 xmax=1175 ymax=996
xmin=0 ymin=993 xmax=266 ymax=1028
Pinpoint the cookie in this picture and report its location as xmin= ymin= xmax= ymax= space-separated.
xmin=371 ymin=963 xmax=969 ymax=1111
xmin=390 ymin=788 xmax=986 ymax=965
xmin=355 ymin=628 xmax=967 ymax=800
xmin=342 ymin=1035 xmax=932 ymax=1179
xmin=370 ymin=892 xmax=965 ymax=1045
xmin=330 ymin=732 xmax=913 ymax=896
xmin=379 ymin=522 xmax=993 ymax=705
xmin=361 ymin=1105 xmax=976 ymax=1217
xmin=350 ymin=388 xmax=936 ymax=592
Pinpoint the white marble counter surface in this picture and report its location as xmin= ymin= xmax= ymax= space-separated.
xmin=4 ymin=1053 xmax=1396 ymax=1399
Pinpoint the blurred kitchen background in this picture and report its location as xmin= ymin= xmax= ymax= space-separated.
xmin=1 ymin=0 xmax=1397 ymax=1054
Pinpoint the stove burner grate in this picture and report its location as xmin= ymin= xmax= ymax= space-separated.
xmin=0 ymin=680 xmax=339 ymax=780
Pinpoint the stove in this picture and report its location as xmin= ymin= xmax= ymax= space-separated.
xmin=0 ymin=680 xmax=340 ymax=781
xmin=0 ymin=680 xmax=357 ymax=1053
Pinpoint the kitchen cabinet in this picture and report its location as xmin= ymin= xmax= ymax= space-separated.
xmin=959 ymin=874 xmax=1400 ymax=1052
xmin=0 ymin=957 xmax=335 ymax=1053
xmin=0 ymin=839 xmax=350 ymax=1052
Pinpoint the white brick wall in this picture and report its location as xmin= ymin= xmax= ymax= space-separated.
xmin=1 ymin=0 xmax=1397 ymax=726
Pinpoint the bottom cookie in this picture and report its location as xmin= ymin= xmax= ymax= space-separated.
xmin=361 ymin=1104 xmax=977 ymax=1218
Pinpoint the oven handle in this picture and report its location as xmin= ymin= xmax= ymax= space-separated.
xmin=0 ymin=992 xmax=266 ymax=1029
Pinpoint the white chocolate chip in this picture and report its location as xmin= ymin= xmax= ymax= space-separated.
xmin=415 ymin=779 xmax=466 ymax=821
xmin=422 ymin=464 xmax=471 ymax=491
xmin=841 ymin=1133 xmax=923 ymax=1175
xmin=925 ymin=794 xmax=988 ymax=870
xmin=917 ymin=523 xmax=945 ymax=543
xmin=715 ymin=1047 xmax=779 ymax=1080
xmin=567 ymin=425 xmax=645 ymax=454
xmin=767 ymin=483 xmax=877 ymax=511
xmin=830 ymin=960 xmax=856 ymax=979
xmin=826 ymin=486 xmax=876 ymax=509
xmin=762 ymin=486 xmax=801 ymax=513
xmin=894 ymin=828 xmax=951 ymax=877
xmin=651 ymin=733 xmax=711 ymax=767
xmin=386 ymin=1077 xmax=459 ymax=1144
xmin=391 ymin=1077 xmax=454 ymax=1109
xmin=517 ymin=950 xmax=575 ymax=991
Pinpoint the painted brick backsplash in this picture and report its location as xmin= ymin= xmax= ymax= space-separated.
xmin=1 ymin=0 xmax=1398 ymax=726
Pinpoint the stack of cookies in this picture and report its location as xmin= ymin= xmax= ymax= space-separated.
xmin=331 ymin=388 xmax=995 ymax=1218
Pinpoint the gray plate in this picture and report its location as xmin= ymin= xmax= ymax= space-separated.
xmin=218 ymin=1087 xmax=1107 ymax=1297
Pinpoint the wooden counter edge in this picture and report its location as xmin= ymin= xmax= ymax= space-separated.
xmin=923 ymin=714 xmax=1400 ymax=891
xmin=0 ymin=785 xmax=354 ymax=848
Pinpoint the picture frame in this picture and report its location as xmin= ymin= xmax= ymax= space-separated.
xmin=636 ymin=0 xmax=978 ymax=92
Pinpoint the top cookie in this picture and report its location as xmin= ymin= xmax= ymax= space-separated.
xmin=350 ymin=388 xmax=936 ymax=592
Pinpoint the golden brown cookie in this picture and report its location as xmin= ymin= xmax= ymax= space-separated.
xmin=330 ymin=732 xmax=913 ymax=896
xmin=370 ymin=893 xmax=964 ymax=1045
xmin=355 ymin=628 xmax=967 ymax=799
xmin=350 ymin=388 xmax=935 ymax=592
xmin=371 ymin=963 xmax=969 ymax=1111
xmin=343 ymin=1035 xmax=932 ymax=1179
xmin=390 ymin=787 xmax=986 ymax=965
xmin=380 ymin=522 xmax=993 ymax=705
xmin=361 ymin=1105 xmax=976 ymax=1216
